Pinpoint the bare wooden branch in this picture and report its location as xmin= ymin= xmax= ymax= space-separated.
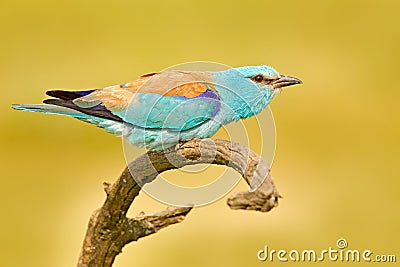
xmin=77 ymin=138 xmax=280 ymax=267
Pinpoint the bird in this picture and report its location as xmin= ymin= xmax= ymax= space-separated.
xmin=12 ymin=65 xmax=301 ymax=151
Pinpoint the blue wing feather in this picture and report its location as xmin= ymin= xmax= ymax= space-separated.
xmin=112 ymin=90 xmax=220 ymax=130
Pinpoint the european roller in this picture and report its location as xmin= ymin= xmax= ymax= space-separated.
xmin=12 ymin=66 xmax=301 ymax=150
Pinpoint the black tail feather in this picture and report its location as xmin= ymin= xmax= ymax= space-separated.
xmin=46 ymin=89 xmax=95 ymax=100
xmin=43 ymin=98 xmax=123 ymax=122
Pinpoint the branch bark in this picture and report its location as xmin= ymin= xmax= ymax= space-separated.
xmin=77 ymin=138 xmax=281 ymax=267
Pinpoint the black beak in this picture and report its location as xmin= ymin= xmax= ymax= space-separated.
xmin=271 ymin=75 xmax=302 ymax=89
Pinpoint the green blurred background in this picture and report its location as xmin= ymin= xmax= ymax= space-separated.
xmin=1 ymin=0 xmax=399 ymax=266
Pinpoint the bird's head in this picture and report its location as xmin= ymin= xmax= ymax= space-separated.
xmin=212 ymin=65 xmax=302 ymax=119
xmin=234 ymin=65 xmax=302 ymax=96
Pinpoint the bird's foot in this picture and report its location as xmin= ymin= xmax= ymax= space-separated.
xmin=175 ymin=141 xmax=187 ymax=151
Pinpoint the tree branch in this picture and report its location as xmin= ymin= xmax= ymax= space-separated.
xmin=77 ymin=138 xmax=281 ymax=267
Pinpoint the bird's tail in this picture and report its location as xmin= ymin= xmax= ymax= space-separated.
xmin=12 ymin=103 xmax=89 ymax=119
xmin=12 ymin=89 xmax=97 ymax=118
xmin=12 ymin=89 xmax=125 ymax=135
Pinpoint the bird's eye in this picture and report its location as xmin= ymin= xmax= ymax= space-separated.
xmin=252 ymin=74 xmax=265 ymax=83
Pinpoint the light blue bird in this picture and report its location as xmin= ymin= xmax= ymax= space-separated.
xmin=12 ymin=66 xmax=301 ymax=150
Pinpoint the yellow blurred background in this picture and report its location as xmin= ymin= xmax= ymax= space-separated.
xmin=1 ymin=0 xmax=399 ymax=266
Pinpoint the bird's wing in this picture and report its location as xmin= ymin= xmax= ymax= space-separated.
xmin=49 ymin=71 xmax=221 ymax=130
